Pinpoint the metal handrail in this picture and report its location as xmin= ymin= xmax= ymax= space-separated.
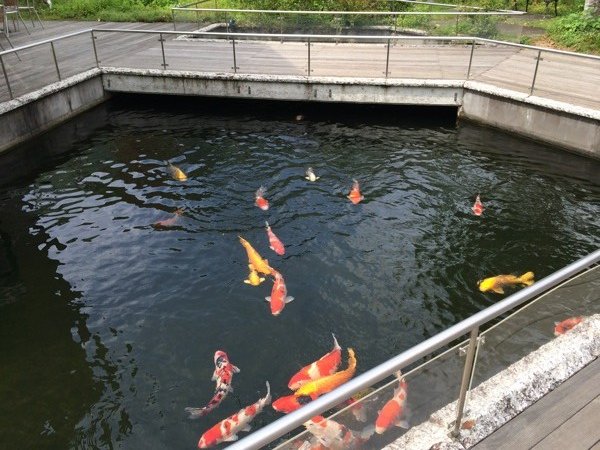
xmin=226 ymin=249 xmax=600 ymax=450
xmin=171 ymin=7 xmax=525 ymax=15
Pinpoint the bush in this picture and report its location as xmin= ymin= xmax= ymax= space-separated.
xmin=548 ymin=12 xmax=600 ymax=53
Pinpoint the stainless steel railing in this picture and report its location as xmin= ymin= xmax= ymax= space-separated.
xmin=226 ymin=249 xmax=600 ymax=449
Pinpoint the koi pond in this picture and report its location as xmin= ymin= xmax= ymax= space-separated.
xmin=1 ymin=97 xmax=599 ymax=449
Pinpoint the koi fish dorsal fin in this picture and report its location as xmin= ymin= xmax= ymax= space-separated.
xmin=518 ymin=271 xmax=535 ymax=286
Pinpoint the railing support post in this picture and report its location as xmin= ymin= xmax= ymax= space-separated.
xmin=385 ymin=38 xmax=391 ymax=78
xmin=91 ymin=30 xmax=100 ymax=68
xmin=0 ymin=55 xmax=14 ymax=100
xmin=452 ymin=327 xmax=479 ymax=438
xmin=466 ymin=39 xmax=475 ymax=80
xmin=173 ymin=8 xmax=177 ymax=31
xmin=232 ymin=36 xmax=238 ymax=73
xmin=307 ymin=37 xmax=311 ymax=76
xmin=530 ymin=49 xmax=542 ymax=95
xmin=50 ymin=41 xmax=61 ymax=81
xmin=159 ymin=33 xmax=168 ymax=69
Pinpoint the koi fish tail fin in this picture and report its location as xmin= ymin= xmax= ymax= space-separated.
xmin=264 ymin=381 xmax=272 ymax=404
xmin=265 ymin=221 xmax=270 ymax=229
xmin=232 ymin=364 xmax=241 ymax=374
xmin=518 ymin=271 xmax=535 ymax=286
xmin=394 ymin=370 xmax=405 ymax=383
xmin=184 ymin=407 xmax=208 ymax=419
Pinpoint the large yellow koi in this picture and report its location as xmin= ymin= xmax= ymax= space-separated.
xmin=295 ymin=348 xmax=356 ymax=399
xmin=478 ymin=272 xmax=534 ymax=294
xmin=239 ymin=236 xmax=274 ymax=276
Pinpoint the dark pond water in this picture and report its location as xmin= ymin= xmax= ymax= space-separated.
xmin=0 ymin=97 xmax=599 ymax=449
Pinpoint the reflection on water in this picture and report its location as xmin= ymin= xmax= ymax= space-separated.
xmin=0 ymin=97 xmax=599 ymax=449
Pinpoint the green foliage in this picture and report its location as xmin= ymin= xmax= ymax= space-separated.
xmin=456 ymin=15 xmax=500 ymax=38
xmin=547 ymin=12 xmax=600 ymax=53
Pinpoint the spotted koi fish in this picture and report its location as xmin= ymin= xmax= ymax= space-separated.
xmin=255 ymin=186 xmax=269 ymax=211
xmin=272 ymin=393 xmax=312 ymax=414
xmin=472 ymin=194 xmax=484 ymax=216
xmin=304 ymin=415 xmax=374 ymax=450
xmin=265 ymin=221 xmax=285 ymax=255
xmin=347 ymin=179 xmax=364 ymax=205
xmin=375 ymin=371 xmax=409 ymax=434
xmin=185 ymin=351 xmax=240 ymax=419
xmin=197 ymin=381 xmax=271 ymax=448
xmin=295 ymin=348 xmax=356 ymax=399
xmin=288 ymin=334 xmax=342 ymax=391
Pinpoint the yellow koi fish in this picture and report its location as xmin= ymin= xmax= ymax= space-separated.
xmin=244 ymin=264 xmax=266 ymax=286
xmin=478 ymin=272 xmax=534 ymax=294
xmin=168 ymin=163 xmax=187 ymax=181
xmin=239 ymin=236 xmax=274 ymax=276
xmin=295 ymin=348 xmax=357 ymax=400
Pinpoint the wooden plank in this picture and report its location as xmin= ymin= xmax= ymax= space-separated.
xmin=533 ymin=396 xmax=600 ymax=450
xmin=473 ymin=358 xmax=600 ymax=450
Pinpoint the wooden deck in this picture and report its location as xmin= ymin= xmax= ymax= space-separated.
xmin=472 ymin=357 xmax=600 ymax=450
xmin=1 ymin=20 xmax=599 ymax=111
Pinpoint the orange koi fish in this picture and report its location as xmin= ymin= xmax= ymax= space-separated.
xmin=266 ymin=271 xmax=294 ymax=316
xmin=478 ymin=272 xmax=535 ymax=294
xmin=239 ymin=236 xmax=274 ymax=276
xmin=185 ymin=351 xmax=240 ymax=419
xmin=554 ymin=316 xmax=584 ymax=336
xmin=244 ymin=264 xmax=266 ymax=286
xmin=272 ymin=393 xmax=312 ymax=414
xmin=265 ymin=221 xmax=285 ymax=255
xmin=347 ymin=179 xmax=364 ymax=205
xmin=197 ymin=381 xmax=271 ymax=448
xmin=375 ymin=371 xmax=409 ymax=434
xmin=168 ymin=163 xmax=187 ymax=181
xmin=288 ymin=334 xmax=342 ymax=391
xmin=304 ymin=415 xmax=374 ymax=450
xmin=295 ymin=348 xmax=356 ymax=399
xmin=472 ymin=194 xmax=484 ymax=216
xmin=255 ymin=186 xmax=269 ymax=211
xmin=152 ymin=208 xmax=184 ymax=229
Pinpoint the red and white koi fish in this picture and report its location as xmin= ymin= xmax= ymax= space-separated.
xmin=272 ymin=393 xmax=313 ymax=414
xmin=153 ymin=208 xmax=184 ymax=228
xmin=375 ymin=371 xmax=409 ymax=434
xmin=266 ymin=271 xmax=294 ymax=316
xmin=265 ymin=221 xmax=285 ymax=255
xmin=554 ymin=316 xmax=584 ymax=336
xmin=347 ymin=179 xmax=364 ymax=205
xmin=472 ymin=194 xmax=484 ymax=216
xmin=304 ymin=415 xmax=374 ymax=450
xmin=197 ymin=381 xmax=271 ymax=448
xmin=288 ymin=334 xmax=342 ymax=391
xmin=255 ymin=186 xmax=269 ymax=211
xmin=185 ymin=351 xmax=240 ymax=419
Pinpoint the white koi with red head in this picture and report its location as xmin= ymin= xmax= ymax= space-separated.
xmin=375 ymin=371 xmax=409 ymax=434
xmin=265 ymin=221 xmax=285 ymax=255
xmin=305 ymin=415 xmax=374 ymax=450
xmin=185 ymin=351 xmax=241 ymax=419
xmin=197 ymin=381 xmax=271 ymax=448
xmin=265 ymin=271 xmax=294 ymax=316
xmin=347 ymin=179 xmax=364 ymax=205
xmin=255 ymin=186 xmax=269 ymax=211
xmin=288 ymin=334 xmax=342 ymax=391
xmin=472 ymin=194 xmax=484 ymax=216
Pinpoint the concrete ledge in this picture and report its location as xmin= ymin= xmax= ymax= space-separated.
xmin=459 ymin=82 xmax=600 ymax=159
xmin=101 ymin=69 xmax=464 ymax=106
xmin=0 ymin=69 xmax=110 ymax=154
xmin=383 ymin=313 xmax=600 ymax=450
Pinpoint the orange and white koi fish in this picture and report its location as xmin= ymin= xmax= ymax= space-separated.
xmin=472 ymin=194 xmax=484 ymax=216
xmin=304 ymin=415 xmax=374 ymax=450
xmin=168 ymin=163 xmax=187 ymax=181
xmin=266 ymin=271 xmax=294 ymax=316
xmin=305 ymin=167 xmax=320 ymax=182
xmin=375 ymin=371 xmax=409 ymax=434
xmin=295 ymin=348 xmax=356 ymax=399
xmin=153 ymin=208 xmax=184 ymax=228
xmin=288 ymin=334 xmax=342 ymax=391
xmin=239 ymin=236 xmax=274 ymax=276
xmin=554 ymin=316 xmax=584 ymax=336
xmin=265 ymin=221 xmax=285 ymax=255
xmin=347 ymin=179 xmax=364 ymax=205
xmin=272 ymin=393 xmax=312 ymax=414
xmin=244 ymin=264 xmax=266 ymax=286
xmin=478 ymin=272 xmax=535 ymax=294
xmin=185 ymin=351 xmax=240 ymax=419
xmin=255 ymin=186 xmax=269 ymax=211
xmin=197 ymin=381 xmax=271 ymax=448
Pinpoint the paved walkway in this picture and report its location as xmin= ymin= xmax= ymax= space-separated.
xmin=473 ymin=357 xmax=600 ymax=450
xmin=1 ymin=20 xmax=599 ymax=112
